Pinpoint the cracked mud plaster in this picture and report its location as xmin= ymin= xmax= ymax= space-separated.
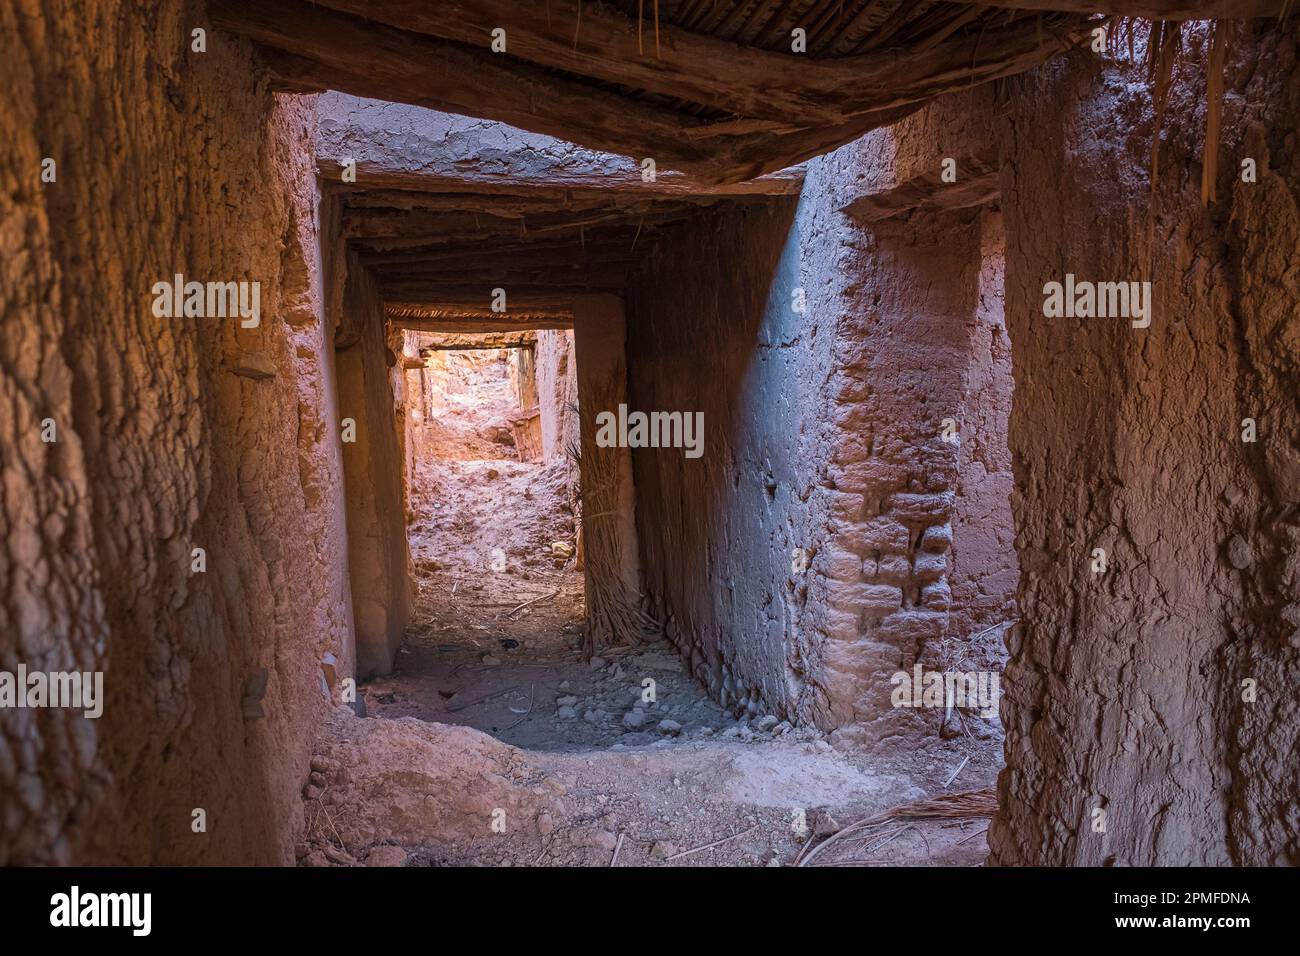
xmin=989 ymin=28 xmax=1300 ymax=866
xmin=1 ymin=0 xmax=351 ymax=864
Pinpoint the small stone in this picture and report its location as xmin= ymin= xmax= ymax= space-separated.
xmin=657 ymin=719 xmax=683 ymax=735
xmin=556 ymin=695 xmax=579 ymax=706
xmin=537 ymin=813 xmax=555 ymax=835
xmin=482 ymin=654 xmax=502 ymax=666
xmin=755 ymin=715 xmax=780 ymax=732
xmin=589 ymin=656 xmax=607 ymax=670
xmin=1226 ymin=534 xmax=1253 ymax=570
xmin=721 ymin=726 xmax=741 ymax=738
xmin=810 ymin=808 xmax=839 ymax=837
xmin=322 ymin=844 xmax=357 ymax=866
xmin=366 ymin=845 xmax=408 ymax=867
xmin=650 ymin=841 xmax=679 ymax=860
xmin=570 ymin=827 xmax=618 ymax=851
xmin=303 ymin=784 xmax=324 ymax=800
xmin=557 ymin=705 xmax=577 ymax=719
xmin=773 ymin=721 xmax=792 ymax=736
xmin=739 ymin=725 xmax=755 ymax=742
xmin=623 ymin=709 xmax=647 ymax=729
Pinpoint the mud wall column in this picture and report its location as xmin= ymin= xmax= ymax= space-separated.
xmin=948 ymin=212 xmax=1018 ymax=657
xmin=0 ymin=0 xmax=354 ymax=864
xmin=811 ymin=211 xmax=983 ymax=746
xmin=572 ymin=294 xmax=649 ymax=650
xmin=991 ymin=30 xmax=1300 ymax=866
xmin=333 ymin=256 xmax=412 ymax=679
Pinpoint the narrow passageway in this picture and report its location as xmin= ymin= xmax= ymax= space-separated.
xmin=370 ymin=334 xmax=789 ymax=750
xmin=332 ymin=330 xmax=1008 ymax=867
xmin=10 ymin=0 xmax=1300 ymax=882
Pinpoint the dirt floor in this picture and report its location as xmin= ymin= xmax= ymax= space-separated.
xmin=303 ymin=352 xmax=1003 ymax=868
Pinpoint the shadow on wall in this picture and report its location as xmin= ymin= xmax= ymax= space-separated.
xmin=626 ymin=200 xmax=809 ymax=723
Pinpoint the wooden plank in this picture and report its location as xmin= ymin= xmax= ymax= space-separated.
xmin=207 ymin=0 xmax=714 ymax=172
xmin=935 ymin=1 xmax=1289 ymax=18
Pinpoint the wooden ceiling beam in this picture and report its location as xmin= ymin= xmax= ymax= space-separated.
xmin=208 ymin=0 xmax=716 ymax=174
xmin=413 ymin=332 xmax=539 ymax=351
xmin=379 ymin=282 xmax=599 ymax=309
xmin=360 ymin=243 xmax=649 ymax=270
xmin=388 ymin=312 xmax=576 ymax=333
xmin=374 ymin=263 xmax=632 ymax=287
xmin=714 ymin=14 xmax=1084 ymax=179
xmin=305 ymin=0 xmax=1088 ymax=128
xmin=316 ymin=159 xmax=805 ymax=195
xmin=935 ymin=1 xmax=1290 ymax=19
xmin=845 ymin=149 xmax=1001 ymax=220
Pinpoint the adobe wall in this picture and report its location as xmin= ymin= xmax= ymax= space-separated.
xmin=0 ymin=0 xmax=351 ymax=864
xmin=537 ymin=329 xmax=580 ymax=465
xmin=627 ymin=201 xmax=813 ymax=719
xmin=948 ymin=212 xmax=1019 ymax=657
xmin=626 ymin=90 xmax=1016 ymax=744
xmin=990 ymin=26 xmax=1300 ymax=866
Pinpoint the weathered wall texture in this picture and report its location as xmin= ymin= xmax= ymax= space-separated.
xmin=329 ymin=239 xmax=411 ymax=679
xmin=537 ymin=329 xmax=579 ymax=465
xmin=949 ymin=212 xmax=1019 ymax=655
xmin=626 ymin=199 xmax=826 ymax=724
xmin=627 ymin=89 xmax=1015 ymax=744
xmin=573 ymin=295 xmax=652 ymax=649
xmin=990 ymin=26 xmax=1300 ymax=866
xmin=0 ymin=0 xmax=351 ymax=864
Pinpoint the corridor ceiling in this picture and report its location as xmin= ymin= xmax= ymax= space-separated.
xmin=210 ymin=2 xmax=1288 ymax=183
xmin=209 ymin=0 xmax=1292 ymax=325
xmin=341 ymin=184 xmax=787 ymax=323
xmin=207 ymin=0 xmax=1113 ymax=183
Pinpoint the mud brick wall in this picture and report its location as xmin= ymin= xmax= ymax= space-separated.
xmin=990 ymin=27 xmax=1300 ymax=866
xmin=0 ymin=0 xmax=353 ymax=864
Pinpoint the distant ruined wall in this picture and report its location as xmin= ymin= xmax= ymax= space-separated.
xmin=537 ymin=329 xmax=579 ymax=465
xmin=0 ymin=0 xmax=351 ymax=864
xmin=990 ymin=27 xmax=1300 ymax=866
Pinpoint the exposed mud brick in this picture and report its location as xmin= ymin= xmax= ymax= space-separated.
xmin=920 ymin=524 xmax=954 ymax=554
xmin=889 ymin=492 xmax=957 ymax=524
xmin=855 ymin=517 xmax=913 ymax=554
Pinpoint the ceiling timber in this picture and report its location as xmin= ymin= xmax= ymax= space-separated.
xmin=333 ymin=180 xmax=788 ymax=321
xmin=208 ymin=0 xmax=1104 ymax=183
